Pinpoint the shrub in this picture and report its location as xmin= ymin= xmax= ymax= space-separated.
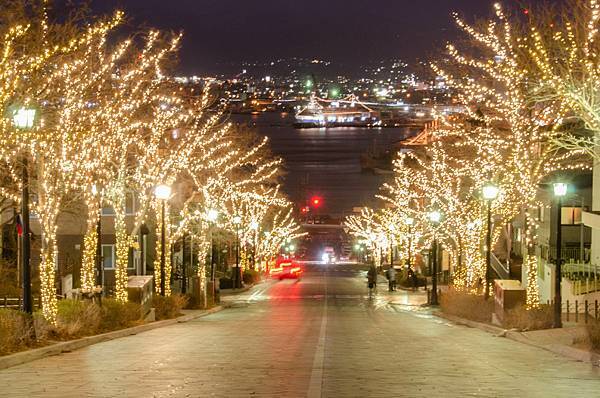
xmin=56 ymin=299 xmax=102 ymax=337
xmin=0 ymin=260 xmax=20 ymax=297
xmin=152 ymin=294 xmax=189 ymax=320
xmin=243 ymin=269 xmax=261 ymax=285
xmin=0 ymin=309 xmax=34 ymax=355
xmin=397 ymin=270 xmax=427 ymax=288
xmin=33 ymin=312 xmax=52 ymax=341
xmin=99 ymin=299 xmax=143 ymax=331
xmin=503 ymin=305 xmax=553 ymax=331
xmin=440 ymin=288 xmax=493 ymax=323
xmin=183 ymin=293 xmax=201 ymax=310
xmin=587 ymin=319 xmax=600 ymax=351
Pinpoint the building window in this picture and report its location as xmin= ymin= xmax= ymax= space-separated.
xmin=102 ymin=244 xmax=115 ymax=269
xmin=101 ymin=204 xmax=115 ymax=216
xmin=561 ymin=207 xmax=582 ymax=225
xmin=537 ymin=206 xmax=544 ymax=222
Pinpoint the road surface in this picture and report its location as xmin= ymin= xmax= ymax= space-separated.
xmin=1 ymin=263 xmax=599 ymax=397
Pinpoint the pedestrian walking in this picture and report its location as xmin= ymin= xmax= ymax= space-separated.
xmin=387 ymin=266 xmax=396 ymax=291
xmin=367 ymin=264 xmax=377 ymax=291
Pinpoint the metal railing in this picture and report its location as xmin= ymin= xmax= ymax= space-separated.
xmin=0 ymin=296 xmax=41 ymax=310
xmin=549 ymin=247 xmax=590 ymax=263
xmin=560 ymin=264 xmax=600 ymax=295
xmin=490 ymin=253 xmax=510 ymax=279
xmin=545 ymin=299 xmax=600 ymax=324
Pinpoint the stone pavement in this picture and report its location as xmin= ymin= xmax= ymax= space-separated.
xmin=1 ymin=263 xmax=600 ymax=397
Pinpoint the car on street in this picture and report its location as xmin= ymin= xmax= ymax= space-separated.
xmin=321 ymin=246 xmax=336 ymax=264
xmin=270 ymin=259 xmax=303 ymax=280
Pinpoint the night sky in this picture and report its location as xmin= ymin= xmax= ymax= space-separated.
xmin=82 ymin=0 xmax=535 ymax=75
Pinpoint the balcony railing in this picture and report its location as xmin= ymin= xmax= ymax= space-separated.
xmin=549 ymin=247 xmax=590 ymax=264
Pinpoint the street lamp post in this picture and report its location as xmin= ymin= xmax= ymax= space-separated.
xmin=233 ymin=215 xmax=242 ymax=289
xmin=406 ymin=218 xmax=414 ymax=271
xmin=250 ymin=220 xmax=259 ymax=269
xmin=428 ymin=210 xmax=442 ymax=306
xmin=13 ymin=107 xmax=36 ymax=314
xmin=181 ymin=233 xmax=187 ymax=294
xmin=154 ymin=184 xmax=172 ymax=296
xmin=207 ymin=209 xmax=219 ymax=302
xmin=482 ymin=183 xmax=500 ymax=300
xmin=554 ymin=182 xmax=568 ymax=328
xmin=388 ymin=223 xmax=395 ymax=266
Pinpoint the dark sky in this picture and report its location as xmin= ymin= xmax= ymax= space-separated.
xmin=86 ymin=0 xmax=533 ymax=75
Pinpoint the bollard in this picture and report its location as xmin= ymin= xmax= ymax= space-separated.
xmin=586 ymin=301 xmax=589 ymax=324
xmin=576 ymin=300 xmax=579 ymax=323
xmin=596 ymin=300 xmax=598 ymax=320
xmin=567 ymin=300 xmax=570 ymax=322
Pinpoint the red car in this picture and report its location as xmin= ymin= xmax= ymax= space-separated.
xmin=270 ymin=260 xmax=303 ymax=280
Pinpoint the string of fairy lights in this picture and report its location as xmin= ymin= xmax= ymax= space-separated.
xmin=346 ymin=1 xmax=595 ymax=306
xmin=0 ymin=4 xmax=302 ymax=323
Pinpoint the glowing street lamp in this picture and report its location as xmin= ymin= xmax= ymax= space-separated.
xmin=13 ymin=107 xmax=36 ymax=314
xmin=483 ymin=183 xmax=499 ymax=300
xmin=428 ymin=210 xmax=441 ymax=224
xmin=154 ymin=184 xmax=172 ymax=296
xmin=154 ymin=184 xmax=172 ymax=200
xmin=13 ymin=107 xmax=36 ymax=129
xmin=206 ymin=208 xmax=219 ymax=223
xmin=553 ymin=182 xmax=568 ymax=328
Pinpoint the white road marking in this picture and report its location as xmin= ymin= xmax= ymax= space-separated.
xmin=307 ymin=271 xmax=328 ymax=398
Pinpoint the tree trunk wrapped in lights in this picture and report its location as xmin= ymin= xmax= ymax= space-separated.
xmin=152 ymin=199 xmax=172 ymax=296
xmin=81 ymin=187 xmax=100 ymax=293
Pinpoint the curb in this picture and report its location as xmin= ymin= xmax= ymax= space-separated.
xmin=434 ymin=311 xmax=600 ymax=366
xmin=504 ymin=330 xmax=600 ymax=366
xmin=0 ymin=305 xmax=224 ymax=371
xmin=220 ymin=284 xmax=253 ymax=296
xmin=434 ymin=311 xmax=505 ymax=335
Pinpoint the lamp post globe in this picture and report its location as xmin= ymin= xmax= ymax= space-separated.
xmin=154 ymin=184 xmax=172 ymax=200
xmin=428 ymin=210 xmax=441 ymax=224
xmin=206 ymin=209 xmax=219 ymax=223
xmin=553 ymin=183 xmax=568 ymax=197
xmin=482 ymin=183 xmax=500 ymax=200
xmin=13 ymin=107 xmax=36 ymax=129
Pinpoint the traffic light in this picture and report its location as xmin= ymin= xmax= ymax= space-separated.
xmin=311 ymin=196 xmax=322 ymax=208
xmin=300 ymin=206 xmax=310 ymax=214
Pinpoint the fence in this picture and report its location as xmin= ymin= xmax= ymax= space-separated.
xmin=549 ymin=247 xmax=590 ymax=264
xmin=562 ymin=263 xmax=600 ymax=295
xmin=0 ymin=296 xmax=41 ymax=310
xmin=543 ymin=298 xmax=600 ymax=324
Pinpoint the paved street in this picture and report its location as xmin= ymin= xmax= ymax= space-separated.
xmin=2 ymin=263 xmax=600 ymax=397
